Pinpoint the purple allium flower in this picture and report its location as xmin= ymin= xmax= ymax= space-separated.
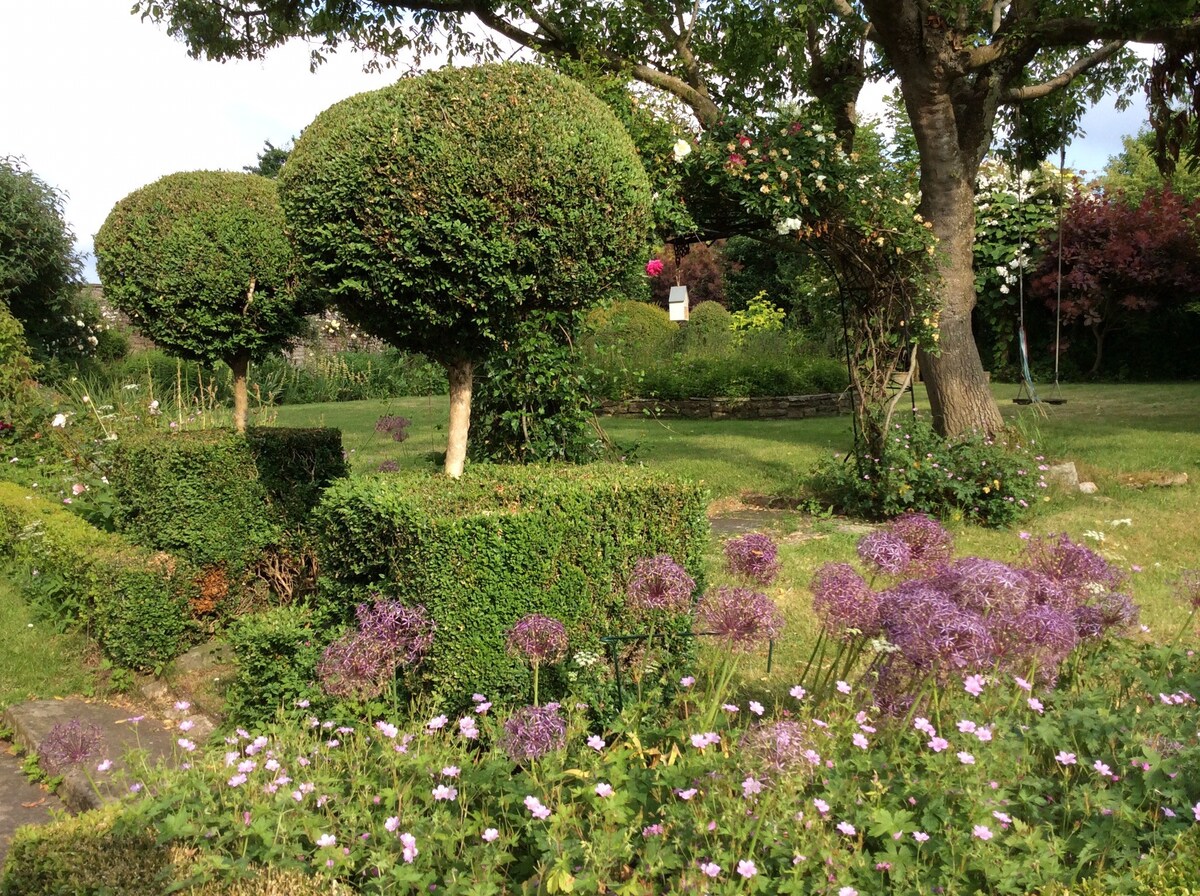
xmin=937 ymin=558 xmax=1028 ymax=617
xmin=886 ymin=513 xmax=953 ymax=573
xmin=505 ymin=614 xmax=569 ymax=665
xmin=857 ymin=530 xmax=912 ymax=575
xmin=884 ymin=585 xmax=994 ymax=672
xmin=317 ymin=599 xmax=435 ymax=700
xmin=991 ymin=604 xmax=1078 ymax=671
xmin=724 ymin=532 xmax=781 ymax=585
xmin=499 ymin=704 xmax=567 ymax=762
xmin=375 ymin=414 xmax=411 ymax=443
xmin=739 ymin=721 xmax=815 ymax=781
xmin=694 ymin=587 xmax=784 ymax=651
xmin=1173 ymin=570 xmax=1200 ymax=610
xmin=376 ymin=460 xmax=401 ymax=473
xmin=626 ymin=555 xmax=695 ymax=614
xmin=810 ymin=563 xmax=880 ymax=638
xmin=38 ymin=719 xmax=105 ymax=776
xmin=1022 ymin=533 xmax=1126 ymax=598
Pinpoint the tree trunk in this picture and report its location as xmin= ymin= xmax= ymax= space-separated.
xmin=1089 ymin=325 xmax=1105 ymax=377
xmin=230 ymin=352 xmax=250 ymax=434
xmin=445 ymin=358 xmax=474 ymax=479
xmin=907 ymin=95 xmax=1006 ymax=438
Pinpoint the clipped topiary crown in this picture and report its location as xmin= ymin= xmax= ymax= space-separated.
xmin=278 ymin=62 xmax=653 ymax=365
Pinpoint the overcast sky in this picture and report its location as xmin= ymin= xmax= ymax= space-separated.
xmin=3 ymin=0 xmax=1147 ymax=283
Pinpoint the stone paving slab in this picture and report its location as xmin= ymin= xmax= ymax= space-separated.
xmin=0 ymin=740 xmax=65 ymax=872
xmin=3 ymin=699 xmax=181 ymax=814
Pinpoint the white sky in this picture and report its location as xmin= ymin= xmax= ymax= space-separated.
xmin=2 ymin=0 xmax=1146 ymax=283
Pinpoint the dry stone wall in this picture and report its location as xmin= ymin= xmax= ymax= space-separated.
xmin=599 ymin=393 xmax=850 ymax=420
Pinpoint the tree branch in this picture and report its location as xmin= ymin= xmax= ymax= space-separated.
xmin=1003 ymin=40 xmax=1125 ymax=102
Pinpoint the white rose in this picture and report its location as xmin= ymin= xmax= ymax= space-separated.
xmin=672 ymin=138 xmax=692 ymax=161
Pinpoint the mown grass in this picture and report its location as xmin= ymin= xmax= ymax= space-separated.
xmin=269 ymin=382 xmax=1200 ymax=686
xmin=0 ymin=578 xmax=97 ymax=710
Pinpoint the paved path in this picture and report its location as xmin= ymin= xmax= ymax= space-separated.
xmin=0 ymin=739 xmax=64 ymax=871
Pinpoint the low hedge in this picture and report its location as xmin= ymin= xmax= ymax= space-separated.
xmin=0 ymin=801 xmax=168 ymax=896
xmin=0 ymin=801 xmax=353 ymax=896
xmin=312 ymin=465 xmax=709 ymax=711
xmin=0 ymin=481 xmax=197 ymax=671
xmin=109 ymin=427 xmax=346 ymax=578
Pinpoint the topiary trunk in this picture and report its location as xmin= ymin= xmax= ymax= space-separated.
xmin=445 ymin=358 xmax=474 ymax=478
xmin=231 ymin=351 xmax=250 ymax=434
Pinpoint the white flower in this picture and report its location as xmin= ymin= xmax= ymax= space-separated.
xmin=51 ymin=414 xmax=67 ymax=428
xmin=672 ymin=138 xmax=692 ymax=161
xmin=775 ymin=216 xmax=803 ymax=235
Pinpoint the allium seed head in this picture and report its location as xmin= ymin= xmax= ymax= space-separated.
xmin=811 ymin=563 xmax=880 ymax=638
xmin=506 ymin=615 xmax=569 ymax=665
xmin=724 ymin=533 xmax=781 ymax=585
xmin=887 ymin=513 xmax=953 ymax=573
xmin=856 ymin=530 xmax=912 ymax=575
xmin=695 ymin=587 xmax=785 ymax=651
xmin=499 ymin=704 xmax=567 ymax=762
xmin=739 ymin=721 xmax=817 ymax=781
xmin=38 ymin=719 xmax=105 ymax=776
xmin=626 ymin=555 xmax=695 ymax=614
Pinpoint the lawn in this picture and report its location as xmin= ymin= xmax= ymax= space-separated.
xmin=266 ymin=381 xmax=1200 ymax=675
xmin=0 ymin=578 xmax=97 ymax=711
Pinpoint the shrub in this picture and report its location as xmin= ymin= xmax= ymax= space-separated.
xmin=675 ymin=300 xmax=734 ymax=357
xmin=0 ymin=481 xmax=197 ymax=670
xmin=311 ymin=465 xmax=708 ymax=712
xmin=807 ymin=412 xmax=1047 ymax=526
xmin=280 ymin=62 xmax=653 ymax=476
xmin=0 ymin=802 xmax=168 ymax=896
xmin=0 ymin=304 xmax=35 ymax=407
xmin=0 ymin=157 xmax=103 ymax=365
xmin=223 ymin=605 xmax=330 ymax=725
xmin=110 ymin=428 xmax=345 ymax=596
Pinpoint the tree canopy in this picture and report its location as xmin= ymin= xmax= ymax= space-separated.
xmin=0 ymin=156 xmax=103 ymax=364
xmin=94 ymin=170 xmax=310 ymax=431
xmin=134 ymin=0 xmax=1200 ymax=437
xmin=278 ymin=62 xmax=652 ymax=476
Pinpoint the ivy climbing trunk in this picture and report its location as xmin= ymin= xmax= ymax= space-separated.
xmin=445 ymin=358 xmax=474 ymax=479
xmin=230 ymin=351 xmax=250 ymax=434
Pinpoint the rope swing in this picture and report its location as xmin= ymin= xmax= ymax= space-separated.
xmin=1011 ymin=118 xmax=1067 ymax=406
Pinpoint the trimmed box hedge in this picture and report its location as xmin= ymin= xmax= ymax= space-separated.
xmin=0 ymin=481 xmax=197 ymax=671
xmin=109 ymin=426 xmax=347 ymax=576
xmin=312 ymin=464 xmax=709 ymax=710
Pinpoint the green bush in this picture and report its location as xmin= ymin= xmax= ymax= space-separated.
xmin=254 ymin=350 xmax=446 ymax=404
xmin=0 ymin=303 xmax=35 ymax=407
xmin=110 ymin=428 xmax=346 ymax=576
xmin=583 ymin=300 xmax=676 ymax=362
xmin=0 ymin=481 xmax=197 ymax=670
xmin=0 ymin=803 xmax=169 ymax=896
xmin=636 ymin=355 xmax=847 ymax=399
xmin=675 ymin=300 xmax=734 ymax=357
xmin=223 ymin=605 xmax=330 ymax=725
xmin=806 ymin=412 xmax=1048 ymax=526
xmin=312 ymin=465 xmax=709 ymax=711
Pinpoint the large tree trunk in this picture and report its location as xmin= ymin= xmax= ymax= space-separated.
xmin=230 ymin=352 xmax=250 ymax=434
xmin=445 ymin=358 xmax=474 ymax=479
xmin=907 ymin=95 xmax=1005 ymax=438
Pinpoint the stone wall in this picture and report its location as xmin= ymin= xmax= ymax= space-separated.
xmin=599 ymin=393 xmax=850 ymax=420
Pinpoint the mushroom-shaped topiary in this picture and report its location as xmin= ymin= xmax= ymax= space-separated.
xmin=279 ymin=62 xmax=653 ymax=477
xmin=95 ymin=170 xmax=310 ymax=432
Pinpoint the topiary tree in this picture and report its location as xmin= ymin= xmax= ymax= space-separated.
xmin=279 ymin=62 xmax=653 ymax=477
xmin=94 ymin=171 xmax=310 ymax=432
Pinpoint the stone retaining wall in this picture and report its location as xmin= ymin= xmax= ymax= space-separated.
xmin=599 ymin=392 xmax=850 ymax=420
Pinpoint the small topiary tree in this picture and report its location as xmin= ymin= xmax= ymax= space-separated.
xmin=279 ymin=62 xmax=653 ymax=477
xmin=94 ymin=171 xmax=310 ymax=432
